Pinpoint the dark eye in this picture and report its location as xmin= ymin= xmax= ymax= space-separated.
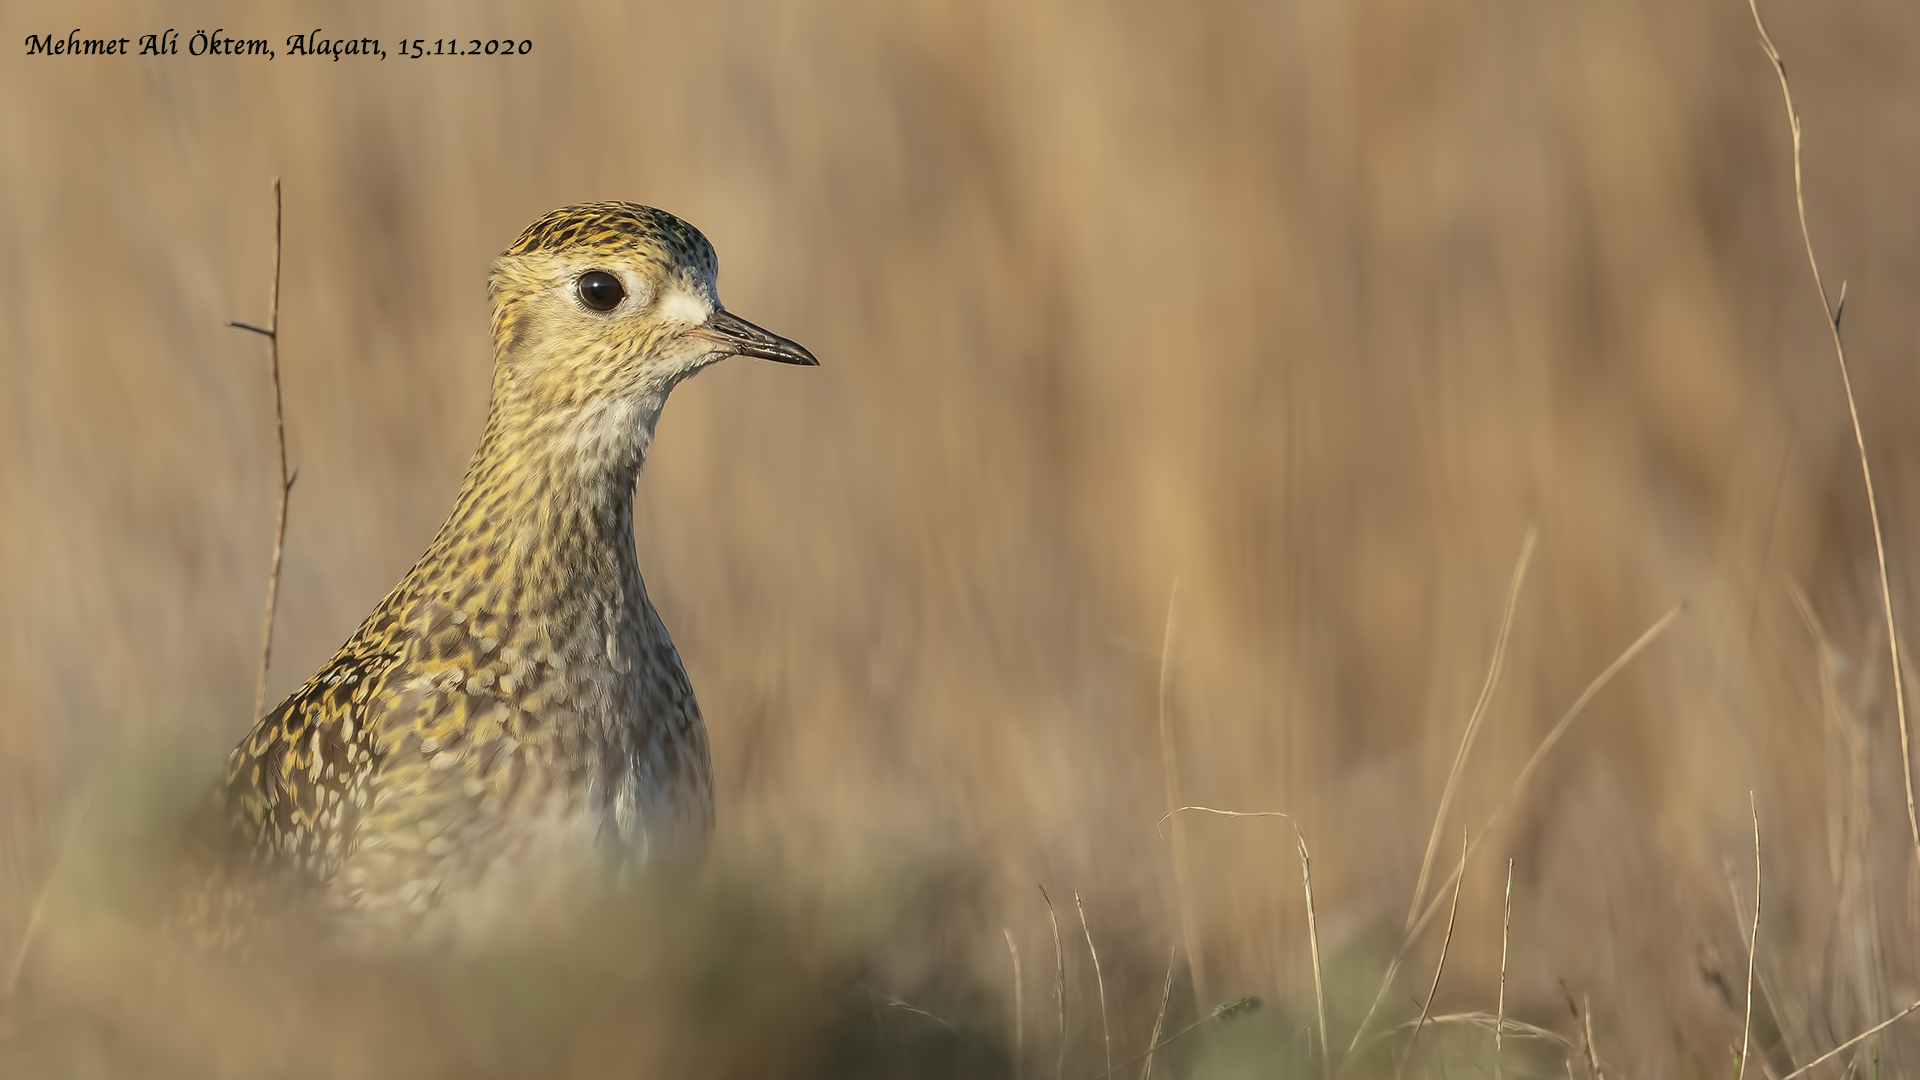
xmin=577 ymin=271 xmax=625 ymax=312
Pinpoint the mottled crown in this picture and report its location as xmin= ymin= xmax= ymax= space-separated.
xmin=502 ymin=201 xmax=718 ymax=278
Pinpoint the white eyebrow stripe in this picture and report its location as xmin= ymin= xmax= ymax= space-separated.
xmin=654 ymin=288 xmax=712 ymax=328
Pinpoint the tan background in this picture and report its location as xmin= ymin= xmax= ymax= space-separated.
xmin=4 ymin=1 xmax=1920 ymax=1076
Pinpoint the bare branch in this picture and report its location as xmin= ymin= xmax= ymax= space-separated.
xmin=228 ymin=177 xmax=293 ymax=721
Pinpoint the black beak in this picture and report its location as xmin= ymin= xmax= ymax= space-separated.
xmin=692 ymin=310 xmax=819 ymax=366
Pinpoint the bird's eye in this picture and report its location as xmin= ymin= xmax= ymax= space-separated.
xmin=577 ymin=271 xmax=626 ymax=312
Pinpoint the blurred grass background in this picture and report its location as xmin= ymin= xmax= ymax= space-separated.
xmin=4 ymin=0 xmax=1920 ymax=1076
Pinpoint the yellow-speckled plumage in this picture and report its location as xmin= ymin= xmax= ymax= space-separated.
xmin=177 ymin=202 xmax=815 ymax=948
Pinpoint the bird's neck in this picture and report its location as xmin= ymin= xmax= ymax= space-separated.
xmin=411 ymin=387 xmax=668 ymax=635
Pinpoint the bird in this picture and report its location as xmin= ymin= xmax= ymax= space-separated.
xmin=177 ymin=201 xmax=817 ymax=949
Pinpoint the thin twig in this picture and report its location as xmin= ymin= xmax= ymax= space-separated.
xmin=1779 ymin=999 xmax=1920 ymax=1079
xmin=1397 ymin=830 xmax=1469 ymax=1080
xmin=1077 ymin=892 xmax=1113 ymax=1080
xmin=227 ymin=177 xmax=292 ymax=722
xmin=1409 ymin=527 xmax=1536 ymax=928
xmin=1141 ymin=947 xmax=1176 ymax=1080
xmin=1739 ymin=794 xmax=1761 ymax=1080
xmin=1043 ymin=886 xmax=1067 ymax=1080
xmin=1747 ymin=0 xmax=1917 ymax=859
xmin=1298 ymin=829 xmax=1331 ymax=1080
xmin=1157 ymin=580 xmax=1207 ymax=1010
xmin=1497 ymin=858 xmax=1513 ymax=1080
xmin=1006 ymin=927 xmax=1025 ymax=1078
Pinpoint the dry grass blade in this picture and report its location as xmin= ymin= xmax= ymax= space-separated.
xmin=1344 ymin=959 xmax=1403 ymax=1064
xmin=1350 ymin=529 xmax=1534 ymax=1061
xmin=1150 ymin=805 xmax=1319 ymax=1072
xmin=1076 ymin=892 xmax=1113 ymax=1080
xmin=1497 ymin=858 xmax=1513 ymax=1080
xmin=1005 ymin=927 xmax=1025 ymax=1078
xmin=1396 ymin=829 xmax=1468 ymax=1080
xmin=1746 ymin=0 xmax=1917 ymax=859
xmin=1558 ymin=986 xmax=1602 ymax=1080
xmin=1095 ymin=997 xmax=1263 ymax=1080
xmin=2 ymin=790 xmax=93 ymax=1007
xmin=226 ymin=176 xmax=294 ymax=722
xmin=1779 ymin=999 xmax=1920 ymax=1079
xmin=1475 ymin=605 xmax=1682 ymax=859
xmin=1722 ymin=860 xmax=1801 ymax=1080
xmin=1738 ymin=794 xmax=1760 ymax=1080
xmin=1408 ymin=526 xmax=1536 ymax=927
xmin=1390 ymin=1012 xmax=1575 ymax=1052
xmin=1141 ymin=947 xmax=1175 ymax=1080
xmin=1156 ymin=580 xmax=1207 ymax=1010
xmin=1298 ymin=829 xmax=1331 ymax=1080
xmin=1156 ymin=806 xmax=1293 ymax=836
xmin=1581 ymin=995 xmax=1604 ymax=1080
xmin=866 ymin=987 xmax=961 ymax=1035
xmin=1782 ymin=582 xmax=1859 ymax=1076
xmin=1350 ymin=604 xmax=1683 ymax=1063
xmin=1042 ymin=886 xmax=1067 ymax=1080
xmin=1409 ymin=604 xmax=1684 ymax=942
xmin=1148 ymin=807 xmax=1311 ymax=1072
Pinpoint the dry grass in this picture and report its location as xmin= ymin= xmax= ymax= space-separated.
xmin=1396 ymin=830 xmax=1467 ymax=1080
xmin=1738 ymin=794 xmax=1760 ymax=1080
xmin=5 ymin=0 xmax=1920 ymax=1076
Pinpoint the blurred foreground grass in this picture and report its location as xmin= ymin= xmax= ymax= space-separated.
xmin=0 ymin=749 xmax=1567 ymax=1079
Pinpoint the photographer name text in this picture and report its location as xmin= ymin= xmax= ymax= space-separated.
xmin=23 ymin=30 xmax=532 ymax=60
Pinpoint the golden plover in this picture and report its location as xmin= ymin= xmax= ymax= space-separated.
xmin=182 ymin=202 xmax=816 ymax=946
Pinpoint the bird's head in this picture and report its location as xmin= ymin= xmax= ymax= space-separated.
xmin=483 ymin=202 xmax=815 ymax=468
